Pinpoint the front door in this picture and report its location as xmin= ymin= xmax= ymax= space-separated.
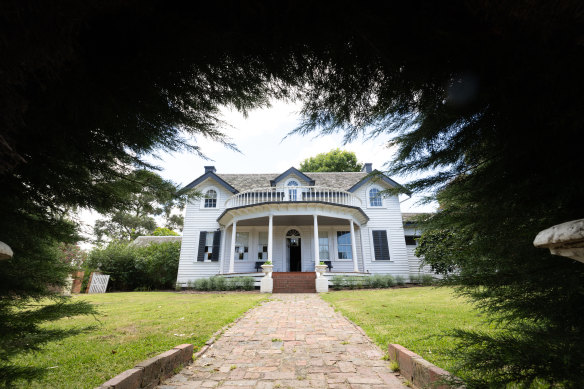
xmin=287 ymin=237 xmax=302 ymax=272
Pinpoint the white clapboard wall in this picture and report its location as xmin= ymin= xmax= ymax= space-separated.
xmin=88 ymin=273 xmax=110 ymax=294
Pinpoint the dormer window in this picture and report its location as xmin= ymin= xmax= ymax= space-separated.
xmin=204 ymin=189 xmax=217 ymax=208
xmin=287 ymin=180 xmax=299 ymax=201
xmin=369 ymin=187 xmax=382 ymax=207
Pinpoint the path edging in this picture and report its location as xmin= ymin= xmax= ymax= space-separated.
xmin=388 ymin=343 xmax=458 ymax=389
xmin=97 ymin=344 xmax=193 ymax=389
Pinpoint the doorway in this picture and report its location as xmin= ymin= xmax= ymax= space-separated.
xmin=286 ymin=229 xmax=302 ymax=272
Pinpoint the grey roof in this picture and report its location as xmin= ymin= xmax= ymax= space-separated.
xmin=132 ymin=236 xmax=182 ymax=247
xmin=216 ymin=172 xmax=370 ymax=191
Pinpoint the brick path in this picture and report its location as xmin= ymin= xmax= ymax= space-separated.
xmin=158 ymin=294 xmax=407 ymax=389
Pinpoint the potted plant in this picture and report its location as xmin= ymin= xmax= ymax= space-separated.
xmin=261 ymin=261 xmax=273 ymax=276
xmin=315 ymin=261 xmax=328 ymax=277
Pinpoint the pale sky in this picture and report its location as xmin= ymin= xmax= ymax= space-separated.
xmin=78 ymin=100 xmax=436 ymax=243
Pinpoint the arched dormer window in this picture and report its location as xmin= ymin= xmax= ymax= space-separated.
xmin=369 ymin=187 xmax=382 ymax=207
xmin=204 ymin=189 xmax=217 ymax=208
xmin=287 ymin=180 xmax=299 ymax=201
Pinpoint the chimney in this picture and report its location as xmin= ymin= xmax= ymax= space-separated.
xmin=361 ymin=163 xmax=372 ymax=173
xmin=204 ymin=166 xmax=216 ymax=174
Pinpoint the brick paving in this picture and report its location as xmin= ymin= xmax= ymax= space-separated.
xmin=158 ymin=294 xmax=407 ymax=389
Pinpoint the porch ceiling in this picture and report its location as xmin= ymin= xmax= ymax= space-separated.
xmin=217 ymin=202 xmax=368 ymax=227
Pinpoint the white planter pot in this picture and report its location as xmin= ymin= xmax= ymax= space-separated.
xmin=315 ymin=264 xmax=327 ymax=279
xmin=261 ymin=264 xmax=273 ymax=278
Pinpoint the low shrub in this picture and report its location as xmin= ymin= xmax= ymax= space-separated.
xmin=185 ymin=276 xmax=255 ymax=291
xmin=383 ymin=275 xmax=395 ymax=287
xmin=421 ymin=274 xmax=435 ymax=286
xmin=331 ymin=274 xmax=399 ymax=290
xmin=395 ymin=275 xmax=405 ymax=286
xmin=331 ymin=275 xmax=346 ymax=290
xmin=410 ymin=274 xmax=421 ymax=284
xmin=194 ymin=278 xmax=209 ymax=291
xmin=241 ymin=276 xmax=255 ymax=291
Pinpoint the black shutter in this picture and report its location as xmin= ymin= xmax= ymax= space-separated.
xmin=373 ymin=230 xmax=390 ymax=260
xmin=197 ymin=231 xmax=207 ymax=262
xmin=211 ymin=230 xmax=221 ymax=261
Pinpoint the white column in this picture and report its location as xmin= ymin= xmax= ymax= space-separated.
xmin=350 ymin=219 xmax=359 ymax=272
xmin=219 ymin=227 xmax=227 ymax=274
xmin=267 ymin=214 xmax=273 ymax=263
xmin=359 ymin=227 xmax=367 ymax=273
xmin=229 ymin=221 xmax=237 ymax=274
xmin=313 ymin=214 xmax=319 ymax=266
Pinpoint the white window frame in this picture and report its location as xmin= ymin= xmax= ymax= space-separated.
xmin=203 ymin=231 xmax=215 ymax=262
xmin=199 ymin=186 xmax=220 ymax=210
xmin=285 ymin=178 xmax=300 ymax=201
xmin=367 ymin=185 xmax=384 ymax=208
xmin=336 ymin=230 xmax=353 ymax=261
xmin=234 ymin=231 xmax=250 ymax=261
xmin=257 ymin=231 xmax=269 ymax=260
xmin=318 ymin=231 xmax=330 ymax=261
xmin=368 ymin=228 xmax=393 ymax=262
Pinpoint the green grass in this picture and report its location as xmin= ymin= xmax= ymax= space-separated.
xmin=14 ymin=292 xmax=267 ymax=389
xmin=321 ymin=287 xmax=491 ymax=372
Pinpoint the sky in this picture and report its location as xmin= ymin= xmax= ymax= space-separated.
xmin=78 ymin=100 xmax=436 ymax=243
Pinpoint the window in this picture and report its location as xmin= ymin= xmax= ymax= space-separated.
xmin=257 ymin=232 xmax=268 ymax=260
xmin=287 ymin=180 xmax=299 ymax=201
xmin=235 ymin=232 xmax=249 ymax=260
xmin=319 ymin=232 xmax=329 ymax=260
xmin=197 ymin=230 xmax=221 ymax=262
xmin=369 ymin=187 xmax=382 ymax=207
xmin=204 ymin=231 xmax=215 ymax=260
xmin=372 ymin=230 xmax=390 ymax=260
xmin=204 ymin=189 xmax=217 ymax=208
xmin=337 ymin=231 xmax=352 ymax=259
xmin=405 ymin=235 xmax=420 ymax=246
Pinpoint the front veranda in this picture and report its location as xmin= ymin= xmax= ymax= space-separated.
xmin=216 ymin=202 xmax=369 ymax=278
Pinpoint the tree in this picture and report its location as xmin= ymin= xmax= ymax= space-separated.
xmin=287 ymin=4 xmax=584 ymax=386
xmin=151 ymin=227 xmax=179 ymax=236
xmin=93 ymin=170 xmax=185 ymax=242
xmin=299 ymin=149 xmax=362 ymax=172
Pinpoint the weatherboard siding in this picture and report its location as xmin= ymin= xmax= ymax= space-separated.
xmin=356 ymin=185 xmax=410 ymax=277
xmin=176 ymin=178 xmax=228 ymax=284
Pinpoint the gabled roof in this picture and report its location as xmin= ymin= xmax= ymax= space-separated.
xmin=181 ymin=171 xmax=239 ymax=193
xmin=347 ymin=170 xmax=410 ymax=195
xmin=269 ymin=167 xmax=315 ymax=186
xmin=181 ymin=168 xmax=405 ymax=193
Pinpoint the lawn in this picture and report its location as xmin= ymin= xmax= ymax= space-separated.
xmin=14 ymin=292 xmax=267 ymax=389
xmin=321 ymin=287 xmax=491 ymax=373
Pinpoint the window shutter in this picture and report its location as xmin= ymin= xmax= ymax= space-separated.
xmin=197 ymin=231 xmax=207 ymax=262
xmin=372 ymin=230 xmax=390 ymax=260
xmin=211 ymin=230 xmax=221 ymax=261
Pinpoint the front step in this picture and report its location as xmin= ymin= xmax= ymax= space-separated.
xmin=272 ymin=272 xmax=316 ymax=293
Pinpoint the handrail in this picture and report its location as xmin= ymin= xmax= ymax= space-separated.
xmin=224 ymin=186 xmax=362 ymax=208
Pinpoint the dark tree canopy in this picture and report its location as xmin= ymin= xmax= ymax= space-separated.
xmin=299 ymin=149 xmax=362 ymax=172
xmin=1 ymin=1 xmax=583 ymax=386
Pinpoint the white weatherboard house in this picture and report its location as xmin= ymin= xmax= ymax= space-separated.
xmin=176 ymin=164 xmax=429 ymax=292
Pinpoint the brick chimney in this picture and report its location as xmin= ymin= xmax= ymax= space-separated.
xmin=361 ymin=163 xmax=372 ymax=173
xmin=204 ymin=166 xmax=216 ymax=174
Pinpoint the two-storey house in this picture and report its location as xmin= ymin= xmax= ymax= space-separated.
xmin=176 ymin=164 xmax=431 ymax=291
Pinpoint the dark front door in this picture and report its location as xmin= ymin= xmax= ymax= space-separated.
xmin=289 ymin=238 xmax=301 ymax=272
